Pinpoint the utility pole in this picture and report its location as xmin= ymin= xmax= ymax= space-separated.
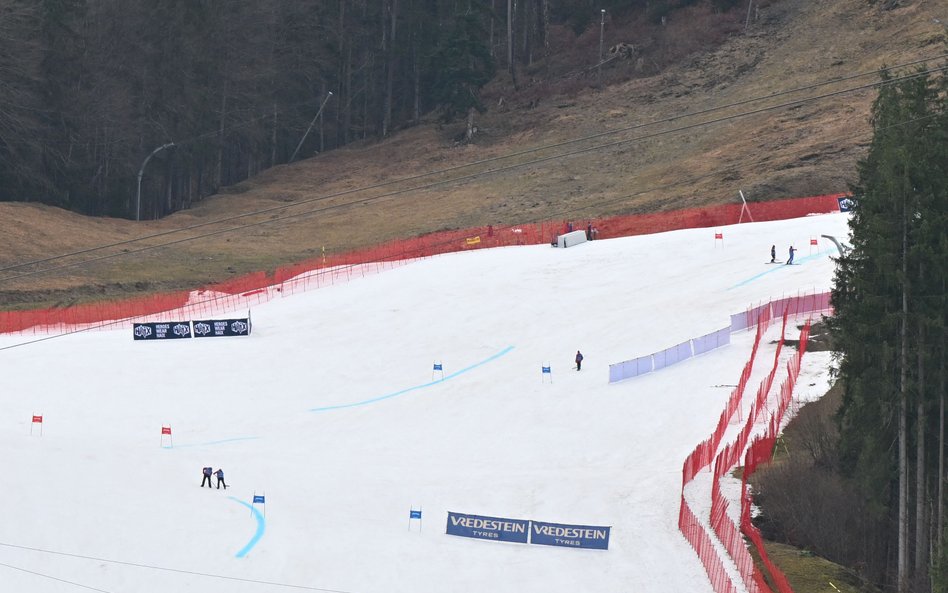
xmin=598 ymin=9 xmax=606 ymax=85
xmin=290 ymin=92 xmax=334 ymax=163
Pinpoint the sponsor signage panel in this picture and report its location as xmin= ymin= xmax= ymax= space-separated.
xmin=446 ymin=512 xmax=529 ymax=543
xmin=133 ymin=322 xmax=192 ymax=340
xmin=530 ymin=521 xmax=611 ymax=550
xmin=192 ymin=318 xmax=251 ymax=338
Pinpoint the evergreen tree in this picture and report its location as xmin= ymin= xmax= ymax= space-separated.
xmin=831 ymin=67 xmax=948 ymax=592
xmin=428 ymin=8 xmax=496 ymax=139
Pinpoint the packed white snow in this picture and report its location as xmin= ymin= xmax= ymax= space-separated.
xmin=0 ymin=214 xmax=847 ymax=593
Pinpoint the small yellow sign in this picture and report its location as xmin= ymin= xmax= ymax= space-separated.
xmin=465 ymin=236 xmax=481 ymax=246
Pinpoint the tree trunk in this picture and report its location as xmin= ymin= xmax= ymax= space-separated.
xmin=412 ymin=29 xmax=420 ymax=123
xmin=382 ymin=0 xmax=395 ymax=137
xmin=539 ymin=0 xmax=548 ymax=49
xmin=938 ymin=342 xmax=946 ymax=571
xmin=507 ymin=0 xmax=517 ymax=88
xmin=916 ymin=316 xmax=927 ymax=587
xmin=898 ymin=203 xmax=909 ymax=593
xmin=344 ymin=43 xmax=353 ymax=144
xmin=489 ymin=0 xmax=495 ymax=56
xmin=506 ymin=0 xmax=512 ymax=70
xmin=271 ymin=102 xmax=278 ymax=167
xmin=217 ymin=82 xmax=228 ymax=190
xmin=466 ymin=106 xmax=475 ymax=141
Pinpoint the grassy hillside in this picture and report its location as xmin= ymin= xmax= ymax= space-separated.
xmin=0 ymin=0 xmax=944 ymax=309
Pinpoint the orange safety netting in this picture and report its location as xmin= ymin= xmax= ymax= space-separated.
xmin=0 ymin=193 xmax=844 ymax=335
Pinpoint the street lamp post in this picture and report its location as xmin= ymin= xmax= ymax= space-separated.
xmin=136 ymin=142 xmax=176 ymax=221
xmin=598 ymin=9 xmax=606 ymax=84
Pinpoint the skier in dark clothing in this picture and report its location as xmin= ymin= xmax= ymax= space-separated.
xmin=215 ymin=468 xmax=227 ymax=490
xmin=786 ymin=245 xmax=796 ymax=265
xmin=575 ymin=350 xmax=584 ymax=371
xmin=201 ymin=466 xmax=213 ymax=488
xmin=770 ymin=245 xmax=776 ymax=263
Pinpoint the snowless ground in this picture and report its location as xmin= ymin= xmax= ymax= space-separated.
xmin=0 ymin=213 xmax=848 ymax=593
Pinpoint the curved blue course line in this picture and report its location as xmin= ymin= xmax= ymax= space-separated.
xmin=727 ymin=250 xmax=835 ymax=291
xmin=229 ymin=497 xmax=266 ymax=558
xmin=162 ymin=436 xmax=262 ymax=450
xmin=309 ymin=345 xmax=515 ymax=412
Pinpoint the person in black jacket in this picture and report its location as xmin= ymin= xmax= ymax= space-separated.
xmin=575 ymin=350 xmax=584 ymax=371
xmin=770 ymin=245 xmax=776 ymax=263
xmin=201 ymin=466 xmax=213 ymax=488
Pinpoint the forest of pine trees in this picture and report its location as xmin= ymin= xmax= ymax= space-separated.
xmin=830 ymin=69 xmax=947 ymax=593
xmin=0 ymin=0 xmax=708 ymax=220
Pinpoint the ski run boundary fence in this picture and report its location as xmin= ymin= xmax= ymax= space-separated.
xmin=0 ymin=193 xmax=844 ymax=335
xmin=679 ymin=291 xmax=829 ymax=593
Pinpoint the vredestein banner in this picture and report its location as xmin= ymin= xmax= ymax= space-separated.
xmin=192 ymin=317 xmax=252 ymax=338
xmin=132 ymin=322 xmax=192 ymax=340
xmin=445 ymin=512 xmax=529 ymax=543
xmin=530 ymin=520 xmax=611 ymax=550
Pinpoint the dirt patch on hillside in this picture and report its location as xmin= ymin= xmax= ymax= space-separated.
xmin=0 ymin=0 xmax=943 ymax=309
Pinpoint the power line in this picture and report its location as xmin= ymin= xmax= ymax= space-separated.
xmin=0 ymin=560 xmax=114 ymax=593
xmin=0 ymin=109 xmax=936 ymax=353
xmin=0 ymin=541 xmax=358 ymax=593
xmin=2 ymin=61 xmax=945 ymax=286
xmin=0 ymin=54 xmax=948 ymax=272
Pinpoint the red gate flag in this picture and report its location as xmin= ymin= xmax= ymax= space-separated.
xmin=810 ymin=238 xmax=818 ymax=245
xmin=161 ymin=426 xmax=172 ymax=435
xmin=32 ymin=415 xmax=43 ymax=423
xmin=714 ymin=232 xmax=723 ymax=239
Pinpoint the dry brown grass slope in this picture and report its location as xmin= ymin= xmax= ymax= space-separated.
xmin=0 ymin=0 xmax=944 ymax=309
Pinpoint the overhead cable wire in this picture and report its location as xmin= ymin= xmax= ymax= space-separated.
xmin=0 ymin=541 xmax=357 ymax=592
xmin=0 ymin=109 xmax=937 ymax=354
xmin=1 ymin=53 xmax=945 ymax=280
xmin=1 ymin=61 xmax=945 ymax=286
xmin=0 ymin=560 xmax=114 ymax=593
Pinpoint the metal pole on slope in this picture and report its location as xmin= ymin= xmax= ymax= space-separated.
xmin=290 ymin=92 xmax=334 ymax=163
xmin=136 ymin=142 xmax=176 ymax=221
xmin=598 ymin=9 xmax=606 ymax=85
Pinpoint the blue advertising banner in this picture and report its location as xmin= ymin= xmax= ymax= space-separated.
xmin=837 ymin=195 xmax=855 ymax=212
xmin=530 ymin=521 xmax=611 ymax=550
xmin=132 ymin=321 xmax=192 ymax=340
xmin=446 ymin=512 xmax=529 ymax=544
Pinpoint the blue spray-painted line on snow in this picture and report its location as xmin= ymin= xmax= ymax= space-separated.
xmin=309 ymin=345 xmax=515 ymax=412
xmin=229 ymin=497 xmax=266 ymax=558
xmin=162 ymin=436 xmax=262 ymax=450
xmin=727 ymin=251 xmax=834 ymax=290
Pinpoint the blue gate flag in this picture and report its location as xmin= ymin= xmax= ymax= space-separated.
xmin=433 ymin=363 xmax=443 ymax=371
xmin=530 ymin=520 xmax=611 ymax=550
xmin=446 ymin=511 xmax=529 ymax=544
xmin=252 ymin=495 xmax=265 ymax=504
xmin=541 ymin=366 xmax=551 ymax=374
xmin=409 ymin=509 xmax=422 ymax=519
